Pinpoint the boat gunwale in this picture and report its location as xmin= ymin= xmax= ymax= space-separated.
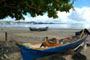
xmin=17 ymin=34 xmax=88 ymax=51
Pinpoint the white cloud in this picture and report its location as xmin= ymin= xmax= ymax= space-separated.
xmin=1 ymin=7 xmax=90 ymax=24
xmin=0 ymin=16 xmax=15 ymax=21
xmin=69 ymin=7 xmax=90 ymax=23
xmin=24 ymin=7 xmax=90 ymax=24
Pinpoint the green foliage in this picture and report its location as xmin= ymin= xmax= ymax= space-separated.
xmin=0 ymin=0 xmax=74 ymax=20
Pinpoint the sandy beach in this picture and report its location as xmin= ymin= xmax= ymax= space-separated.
xmin=0 ymin=28 xmax=90 ymax=60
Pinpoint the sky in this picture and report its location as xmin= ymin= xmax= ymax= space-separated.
xmin=1 ymin=0 xmax=90 ymax=24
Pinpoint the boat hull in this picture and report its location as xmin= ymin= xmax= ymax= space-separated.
xmin=29 ymin=27 xmax=48 ymax=31
xmin=17 ymin=34 xmax=88 ymax=60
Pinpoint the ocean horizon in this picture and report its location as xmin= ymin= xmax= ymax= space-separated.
xmin=0 ymin=23 xmax=90 ymax=29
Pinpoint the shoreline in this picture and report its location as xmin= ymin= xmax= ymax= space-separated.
xmin=0 ymin=27 xmax=88 ymax=32
xmin=0 ymin=28 xmax=89 ymax=42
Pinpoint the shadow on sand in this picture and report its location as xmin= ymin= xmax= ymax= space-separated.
xmin=37 ymin=56 xmax=66 ymax=60
xmin=36 ymin=52 xmax=87 ymax=60
xmin=72 ymin=52 xmax=87 ymax=60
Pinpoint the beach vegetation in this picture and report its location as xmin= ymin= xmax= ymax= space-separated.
xmin=0 ymin=0 xmax=74 ymax=20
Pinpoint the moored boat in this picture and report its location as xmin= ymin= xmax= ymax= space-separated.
xmin=29 ymin=27 xmax=48 ymax=31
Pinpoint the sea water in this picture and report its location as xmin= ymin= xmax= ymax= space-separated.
xmin=0 ymin=23 xmax=90 ymax=29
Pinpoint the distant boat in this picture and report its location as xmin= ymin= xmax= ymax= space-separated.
xmin=29 ymin=27 xmax=48 ymax=31
xmin=16 ymin=29 xmax=89 ymax=60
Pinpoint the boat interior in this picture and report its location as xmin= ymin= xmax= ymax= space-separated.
xmin=18 ymin=29 xmax=87 ymax=50
xmin=21 ymin=35 xmax=81 ymax=50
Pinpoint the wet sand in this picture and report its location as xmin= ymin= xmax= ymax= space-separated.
xmin=0 ymin=28 xmax=90 ymax=60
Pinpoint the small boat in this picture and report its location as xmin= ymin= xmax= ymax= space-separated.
xmin=29 ymin=27 xmax=48 ymax=31
xmin=16 ymin=29 xmax=89 ymax=60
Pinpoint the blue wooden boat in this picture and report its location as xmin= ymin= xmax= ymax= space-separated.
xmin=16 ymin=29 xmax=89 ymax=60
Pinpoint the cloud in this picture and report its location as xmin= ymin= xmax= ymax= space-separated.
xmin=24 ymin=7 xmax=90 ymax=24
xmin=0 ymin=16 xmax=15 ymax=21
xmin=0 ymin=7 xmax=90 ymax=24
xmin=68 ymin=7 xmax=90 ymax=23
